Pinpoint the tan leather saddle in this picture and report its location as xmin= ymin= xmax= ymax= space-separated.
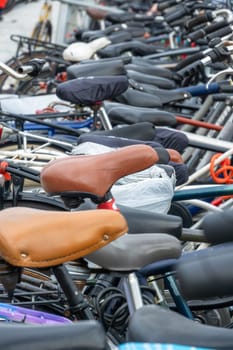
xmin=0 ymin=207 xmax=127 ymax=268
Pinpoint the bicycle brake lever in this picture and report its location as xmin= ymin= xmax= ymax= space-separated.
xmin=214 ymin=8 xmax=233 ymax=23
xmin=206 ymin=67 xmax=233 ymax=88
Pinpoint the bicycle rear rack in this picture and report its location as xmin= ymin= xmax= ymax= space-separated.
xmin=10 ymin=34 xmax=67 ymax=54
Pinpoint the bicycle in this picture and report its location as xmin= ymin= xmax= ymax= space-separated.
xmin=31 ymin=0 xmax=52 ymax=43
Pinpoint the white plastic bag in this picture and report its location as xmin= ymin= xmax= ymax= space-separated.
xmin=112 ymin=165 xmax=175 ymax=214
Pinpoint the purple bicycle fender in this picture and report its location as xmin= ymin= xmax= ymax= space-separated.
xmin=0 ymin=303 xmax=72 ymax=324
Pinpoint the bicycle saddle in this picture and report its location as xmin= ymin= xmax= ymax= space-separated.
xmin=125 ymin=63 xmax=176 ymax=80
xmin=131 ymin=81 xmax=191 ymax=104
xmin=97 ymin=40 xmax=164 ymax=58
xmin=127 ymin=304 xmax=233 ymax=349
xmin=86 ymin=233 xmax=181 ymax=271
xmin=0 ymin=207 xmax=127 ymax=268
xmin=202 ymin=207 xmax=233 ymax=245
xmin=81 ymin=23 xmax=127 ymax=41
xmin=66 ymin=59 xmax=126 ymax=80
xmin=176 ymin=242 xmax=233 ymax=300
xmin=40 ymin=145 xmax=160 ymax=199
xmin=78 ymin=200 xmax=182 ymax=238
xmin=92 ymin=121 xmax=156 ymax=140
xmin=126 ymin=70 xmax=176 ymax=90
xmin=75 ymin=133 xmax=170 ymax=163
xmin=115 ymin=87 xmax=162 ymax=107
xmin=115 ymin=87 xmax=190 ymax=107
xmin=0 ymin=320 xmax=106 ymax=350
xmin=62 ymin=37 xmax=111 ymax=62
xmin=83 ymin=30 xmax=133 ymax=44
xmin=56 ymin=75 xmax=129 ymax=105
xmin=104 ymin=101 xmax=177 ymax=126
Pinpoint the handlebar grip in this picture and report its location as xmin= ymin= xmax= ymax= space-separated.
xmin=18 ymin=59 xmax=47 ymax=77
xmin=205 ymin=19 xmax=229 ymax=34
xmin=185 ymin=10 xmax=214 ymax=31
xmin=187 ymin=28 xmax=206 ymax=42
xmin=176 ymin=243 xmax=233 ymax=299
xmin=175 ymin=52 xmax=205 ymax=72
xmin=176 ymin=60 xmax=205 ymax=79
xmin=187 ymin=20 xmax=229 ymax=42
xmin=206 ymin=25 xmax=233 ymax=41
xmin=164 ymin=5 xmax=189 ymax=24
xmin=157 ymin=0 xmax=181 ymax=12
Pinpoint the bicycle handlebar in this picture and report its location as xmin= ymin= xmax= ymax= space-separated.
xmin=157 ymin=0 xmax=182 ymax=12
xmin=176 ymin=45 xmax=233 ymax=79
xmin=206 ymin=25 xmax=233 ymax=41
xmin=0 ymin=62 xmax=30 ymax=81
xmin=185 ymin=10 xmax=214 ymax=31
xmin=0 ymin=58 xmax=49 ymax=80
xmin=187 ymin=19 xmax=229 ymax=42
xmin=175 ymin=51 xmax=205 ymax=72
xmin=17 ymin=58 xmax=49 ymax=77
xmin=163 ymin=4 xmax=191 ymax=24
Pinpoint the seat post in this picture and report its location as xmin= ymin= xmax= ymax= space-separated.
xmin=122 ymin=272 xmax=144 ymax=316
xmin=52 ymin=264 xmax=95 ymax=320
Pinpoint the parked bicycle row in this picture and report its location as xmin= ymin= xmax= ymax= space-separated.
xmin=0 ymin=0 xmax=233 ymax=349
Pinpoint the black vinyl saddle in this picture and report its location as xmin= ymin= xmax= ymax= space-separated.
xmin=92 ymin=121 xmax=156 ymax=140
xmin=125 ymin=63 xmax=177 ymax=80
xmin=56 ymin=75 xmax=129 ymax=105
xmin=127 ymin=304 xmax=233 ymax=349
xmin=97 ymin=40 xmax=165 ymax=58
xmin=126 ymin=70 xmax=177 ymax=90
xmin=0 ymin=320 xmax=106 ymax=350
xmin=104 ymin=101 xmax=177 ymax=126
xmin=66 ymin=59 xmax=126 ymax=80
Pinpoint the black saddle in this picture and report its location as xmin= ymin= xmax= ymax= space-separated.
xmin=105 ymin=101 xmax=177 ymax=126
xmin=98 ymin=40 xmax=164 ymax=58
xmin=56 ymin=75 xmax=129 ymax=105
xmin=127 ymin=304 xmax=233 ymax=349
xmin=66 ymin=59 xmax=126 ymax=80
xmin=127 ymin=70 xmax=176 ymax=89
xmin=0 ymin=320 xmax=106 ymax=350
